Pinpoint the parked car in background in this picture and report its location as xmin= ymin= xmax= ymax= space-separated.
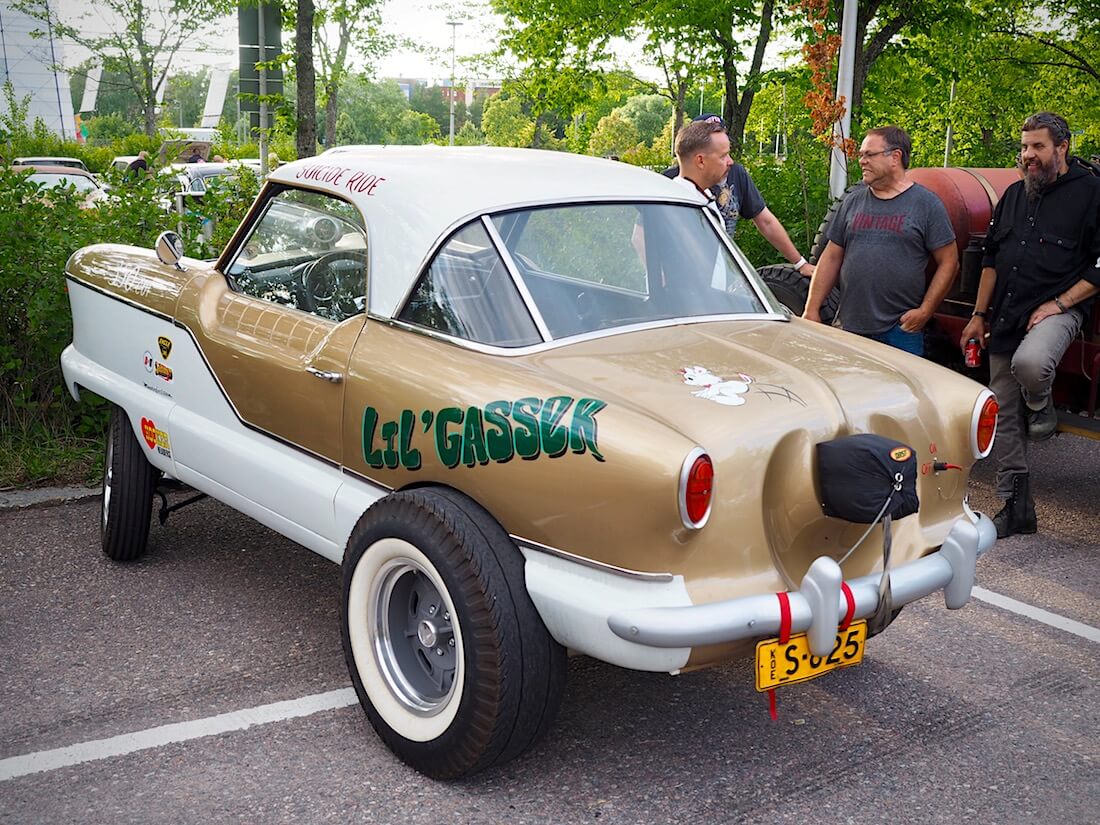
xmin=110 ymin=155 xmax=140 ymax=173
xmin=14 ymin=164 xmax=107 ymax=208
xmin=61 ymin=146 xmax=998 ymax=780
xmin=12 ymin=156 xmax=90 ymax=172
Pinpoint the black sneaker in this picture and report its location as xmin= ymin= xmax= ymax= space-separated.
xmin=1026 ymin=397 xmax=1057 ymax=441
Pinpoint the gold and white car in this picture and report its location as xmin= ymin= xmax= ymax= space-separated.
xmin=61 ymin=146 xmax=998 ymax=779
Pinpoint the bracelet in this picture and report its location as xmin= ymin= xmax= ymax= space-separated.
xmin=1053 ymin=296 xmax=1068 ymax=313
xmin=792 ymin=256 xmax=807 ymax=270
xmin=972 ymin=310 xmax=987 ymax=319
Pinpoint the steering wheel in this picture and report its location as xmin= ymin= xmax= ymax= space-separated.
xmin=298 ymin=250 xmax=367 ymax=320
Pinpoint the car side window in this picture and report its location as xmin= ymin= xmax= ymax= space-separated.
xmin=226 ymin=188 xmax=368 ymax=323
xmin=398 ymin=222 xmax=542 ymax=347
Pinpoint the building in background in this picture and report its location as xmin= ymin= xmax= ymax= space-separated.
xmin=0 ymin=0 xmax=75 ymax=140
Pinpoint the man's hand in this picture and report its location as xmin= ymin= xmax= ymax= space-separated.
xmin=959 ymin=316 xmax=987 ymax=350
xmin=899 ymin=306 xmax=933 ymax=332
xmin=1027 ymin=300 xmax=1062 ymax=331
xmin=802 ymin=306 xmax=822 ymax=323
xmin=797 ymin=261 xmax=816 ymax=278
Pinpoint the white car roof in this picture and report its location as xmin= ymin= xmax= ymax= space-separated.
xmin=266 ymin=145 xmax=705 ymax=317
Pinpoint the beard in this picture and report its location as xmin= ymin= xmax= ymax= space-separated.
xmin=1018 ymin=153 xmax=1060 ymax=201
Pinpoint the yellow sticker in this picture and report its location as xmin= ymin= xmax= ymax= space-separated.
xmin=158 ymin=336 xmax=173 ymax=359
xmin=890 ymin=447 xmax=912 ymax=462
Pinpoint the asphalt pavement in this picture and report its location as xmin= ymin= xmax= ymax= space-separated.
xmin=0 ymin=433 xmax=1097 ymax=824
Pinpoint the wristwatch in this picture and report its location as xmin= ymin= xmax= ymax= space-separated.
xmin=1053 ymin=296 xmax=1068 ymax=313
xmin=972 ymin=310 xmax=987 ymax=319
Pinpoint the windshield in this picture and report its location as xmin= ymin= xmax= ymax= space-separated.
xmin=487 ymin=203 xmax=767 ymax=339
xmin=27 ymin=173 xmax=99 ymax=193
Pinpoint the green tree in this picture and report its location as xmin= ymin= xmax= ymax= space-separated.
xmin=616 ymin=95 xmax=672 ymax=145
xmin=453 ymin=120 xmax=485 ymax=146
xmin=481 ymin=94 xmax=535 ymax=147
xmin=15 ymin=0 xmax=233 ymax=137
xmin=315 ymin=0 xmax=394 ymax=147
xmin=390 ymin=110 xmax=441 ymax=144
xmin=587 ymin=110 xmax=640 ymax=157
xmin=334 ymin=77 xmax=411 ymax=144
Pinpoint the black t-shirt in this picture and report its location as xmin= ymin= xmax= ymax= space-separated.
xmin=127 ymin=157 xmax=148 ymax=176
xmin=660 ymin=164 xmax=765 ymax=236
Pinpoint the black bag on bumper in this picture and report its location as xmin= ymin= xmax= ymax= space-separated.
xmin=816 ymin=434 xmax=919 ymax=523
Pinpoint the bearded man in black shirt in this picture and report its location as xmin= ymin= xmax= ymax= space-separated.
xmin=961 ymin=112 xmax=1100 ymax=538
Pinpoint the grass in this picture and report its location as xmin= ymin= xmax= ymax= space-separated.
xmin=0 ymin=430 xmax=104 ymax=490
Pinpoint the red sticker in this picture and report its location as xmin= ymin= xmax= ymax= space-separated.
xmin=140 ymin=417 xmax=157 ymax=449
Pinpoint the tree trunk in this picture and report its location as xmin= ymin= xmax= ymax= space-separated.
xmin=720 ymin=0 xmax=775 ymax=158
xmin=296 ymin=0 xmax=318 ymax=159
xmin=324 ymin=83 xmax=338 ymax=147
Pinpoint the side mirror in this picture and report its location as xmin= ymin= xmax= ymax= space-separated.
xmin=155 ymin=230 xmax=186 ymax=271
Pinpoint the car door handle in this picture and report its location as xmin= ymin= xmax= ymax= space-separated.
xmin=306 ymin=367 xmax=343 ymax=383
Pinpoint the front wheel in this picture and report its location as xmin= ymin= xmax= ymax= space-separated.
xmin=341 ymin=488 xmax=566 ymax=779
xmin=100 ymin=404 xmax=157 ymax=561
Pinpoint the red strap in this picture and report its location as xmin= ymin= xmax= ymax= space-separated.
xmin=840 ymin=582 xmax=856 ymax=631
xmin=777 ymin=591 xmax=792 ymax=644
xmin=768 ymin=592 xmax=793 ymax=721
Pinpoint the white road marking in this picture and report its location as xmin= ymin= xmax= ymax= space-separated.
xmin=971 ymin=586 xmax=1100 ymax=644
xmin=3 ymin=587 xmax=1096 ymax=783
xmin=0 ymin=688 xmax=358 ymax=782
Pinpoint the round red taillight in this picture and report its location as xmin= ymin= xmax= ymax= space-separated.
xmin=683 ymin=453 xmax=714 ymax=527
xmin=974 ymin=393 xmax=999 ymax=457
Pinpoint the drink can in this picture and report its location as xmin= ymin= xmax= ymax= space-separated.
xmin=964 ymin=337 xmax=981 ymax=368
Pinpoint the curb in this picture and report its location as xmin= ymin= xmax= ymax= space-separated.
xmin=0 ymin=486 xmax=100 ymax=511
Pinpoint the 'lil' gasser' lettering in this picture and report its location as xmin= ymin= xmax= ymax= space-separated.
xmin=362 ymin=396 xmax=606 ymax=471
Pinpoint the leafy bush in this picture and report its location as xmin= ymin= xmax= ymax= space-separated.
xmin=0 ymin=163 xmax=259 ymax=486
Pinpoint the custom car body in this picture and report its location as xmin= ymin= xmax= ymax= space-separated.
xmin=62 ymin=146 xmax=997 ymax=779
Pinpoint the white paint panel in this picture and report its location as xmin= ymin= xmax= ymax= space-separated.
xmin=63 ymin=280 xmax=388 ymax=563
xmin=521 ymin=547 xmax=691 ymax=673
xmin=78 ymin=65 xmax=101 ymax=113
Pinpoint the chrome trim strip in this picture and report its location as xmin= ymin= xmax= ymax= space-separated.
xmin=513 ymin=535 xmax=674 ymax=583
xmin=369 ymin=311 xmax=789 ymax=358
xmin=480 ymin=214 xmax=552 ymax=341
xmin=677 ymin=446 xmax=711 ymax=529
xmin=341 ymin=465 xmax=394 ymax=493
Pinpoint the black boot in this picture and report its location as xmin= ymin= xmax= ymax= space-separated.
xmin=993 ymin=473 xmax=1037 ymax=538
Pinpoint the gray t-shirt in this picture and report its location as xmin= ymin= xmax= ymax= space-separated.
xmin=827 ymin=183 xmax=955 ymax=335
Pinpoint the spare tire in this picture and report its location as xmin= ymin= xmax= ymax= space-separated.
xmin=809 ymin=184 xmax=861 ymax=263
xmin=757 ymin=264 xmax=840 ymax=325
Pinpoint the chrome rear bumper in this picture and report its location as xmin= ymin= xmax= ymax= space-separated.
xmin=607 ymin=508 xmax=997 ymax=657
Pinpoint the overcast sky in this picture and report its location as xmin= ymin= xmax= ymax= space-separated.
xmin=53 ymin=0 xmax=501 ymax=82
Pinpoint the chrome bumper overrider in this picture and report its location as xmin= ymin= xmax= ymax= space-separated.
xmin=608 ymin=509 xmax=997 ymax=658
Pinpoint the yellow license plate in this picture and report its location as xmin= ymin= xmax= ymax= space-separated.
xmin=755 ymin=621 xmax=867 ymax=692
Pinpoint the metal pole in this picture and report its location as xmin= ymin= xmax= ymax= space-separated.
xmin=447 ymin=21 xmax=462 ymax=146
xmin=829 ymin=0 xmax=858 ymax=199
xmin=943 ymin=79 xmax=957 ymax=168
xmin=259 ymin=2 xmax=269 ymax=176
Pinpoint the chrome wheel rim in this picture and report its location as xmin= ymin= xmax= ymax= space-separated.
xmin=370 ymin=557 xmax=458 ymax=716
xmin=101 ymin=430 xmax=114 ymax=533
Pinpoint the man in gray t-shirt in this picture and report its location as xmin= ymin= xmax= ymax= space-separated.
xmin=803 ymin=126 xmax=958 ymax=356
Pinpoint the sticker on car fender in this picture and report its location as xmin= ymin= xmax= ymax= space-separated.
xmin=362 ymin=396 xmax=606 ymax=471
xmin=140 ymin=417 xmax=172 ymax=458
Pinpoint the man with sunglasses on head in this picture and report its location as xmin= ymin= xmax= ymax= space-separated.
xmin=663 ymin=114 xmax=815 ymax=277
xmin=958 ymin=111 xmax=1100 ymax=539
xmin=803 ymin=125 xmax=958 ymax=356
